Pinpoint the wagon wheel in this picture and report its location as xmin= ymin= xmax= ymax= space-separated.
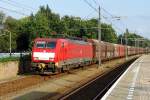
xmin=66 ymin=65 xmax=71 ymax=74
xmin=79 ymin=63 xmax=84 ymax=70
xmin=61 ymin=66 xmax=65 ymax=73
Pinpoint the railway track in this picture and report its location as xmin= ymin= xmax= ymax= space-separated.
xmin=0 ymin=64 xmax=94 ymax=97
xmin=0 ymin=56 xmax=138 ymax=98
xmin=0 ymin=75 xmax=48 ymax=96
xmin=58 ymin=58 xmax=136 ymax=100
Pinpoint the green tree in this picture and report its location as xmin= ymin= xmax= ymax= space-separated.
xmin=0 ymin=16 xmax=18 ymax=52
xmin=1 ymin=5 xmax=149 ymax=52
xmin=101 ymin=24 xmax=117 ymax=43
xmin=118 ymin=28 xmax=150 ymax=48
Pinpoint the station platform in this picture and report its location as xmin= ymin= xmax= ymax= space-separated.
xmin=102 ymin=55 xmax=150 ymax=100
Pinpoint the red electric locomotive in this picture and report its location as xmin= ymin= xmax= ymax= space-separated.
xmin=31 ymin=37 xmax=93 ymax=73
xmin=31 ymin=36 xmax=147 ymax=74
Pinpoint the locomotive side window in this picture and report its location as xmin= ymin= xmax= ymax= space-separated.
xmin=46 ymin=41 xmax=56 ymax=49
xmin=36 ymin=41 xmax=45 ymax=48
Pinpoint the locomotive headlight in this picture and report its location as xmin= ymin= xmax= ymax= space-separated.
xmin=55 ymin=62 xmax=58 ymax=67
xmin=49 ymin=58 xmax=54 ymax=60
xmin=34 ymin=57 xmax=39 ymax=60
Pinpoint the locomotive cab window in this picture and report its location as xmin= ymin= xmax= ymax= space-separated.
xmin=36 ymin=41 xmax=46 ymax=48
xmin=46 ymin=41 xmax=56 ymax=49
xmin=62 ymin=42 xmax=64 ymax=48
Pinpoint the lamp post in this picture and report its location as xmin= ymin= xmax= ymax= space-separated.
xmin=121 ymin=37 xmax=123 ymax=45
xmin=4 ymin=30 xmax=11 ymax=56
xmin=9 ymin=30 xmax=11 ymax=56
xmin=98 ymin=6 xmax=101 ymax=67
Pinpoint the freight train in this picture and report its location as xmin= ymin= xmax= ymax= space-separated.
xmin=31 ymin=37 xmax=148 ymax=74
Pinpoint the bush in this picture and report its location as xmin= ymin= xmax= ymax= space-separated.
xmin=0 ymin=56 xmax=19 ymax=62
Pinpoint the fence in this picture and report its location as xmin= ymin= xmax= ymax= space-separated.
xmin=0 ymin=53 xmax=30 ymax=58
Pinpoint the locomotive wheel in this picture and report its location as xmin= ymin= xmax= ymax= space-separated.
xmin=52 ymin=66 xmax=56 ymax=73
xmin=66 ymin=65 xmax=71 ymax=74
xmin=81 ymin=65 xmax=84 ymax=70
xmin=57 ymin=68 xmax=61 ymax=73
xmin=61 ymin=67 xmax=65 ymax=73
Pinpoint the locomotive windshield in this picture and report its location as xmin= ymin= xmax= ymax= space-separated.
xmin=35 ymin=41 xmax=56 ymax=49
xmin=46 ymin=41 xmax=56 ymax=49
xmin=36 ymin=41 xmax=46 ymax=48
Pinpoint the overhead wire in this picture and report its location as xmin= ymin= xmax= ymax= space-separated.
xmin=100 ymin=7 xmax=127 ymax=33
xmin=0 ymin=0 xmax=125 ymax=33
xmin=0 ymin=6 xmax=28 ymax=16
xmin=7 ymin=0 xmax=35 ymax=11
xmin=92 ymin=0 xmax=99 ymax=6
xmin=83 ymin=0 xmax=98 ymax=12
xmin=83 ymin=10 xmax=96 ymax=20
xmin=101 ymin=7 xmax=114 ymax=18
xmin=0 ymin=0 xmax=35 ymax=17
xmin=101 ymin=8 xmax=126 ymax=33
xmin=97 ymin=0 xmax=102 ymax=6
xmin=82 ymin=0 xmax=125 ymax=33
xmin=83 ymin=0 xmax=107 ymax=19
xmin=101 ymin=12 xmax=125 ymax=33
xmin=51 ymin=0 xmax=57 ymax=11
xmin=90 ymin=0 xmax=116 ymax=19
xmin=0 ymin=0 xmax=34 ymax=12
xmin=105 ymin=17 xmax=125 ymax=33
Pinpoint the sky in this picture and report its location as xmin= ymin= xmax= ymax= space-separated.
xmin=0 ymin=0 xmax=150 ymax=39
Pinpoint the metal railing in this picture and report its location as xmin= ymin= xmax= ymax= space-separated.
xmin=0 ymin=52 xmax=30 ymax=58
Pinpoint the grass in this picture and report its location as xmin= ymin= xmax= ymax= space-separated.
xmin=0 ymin=54 xmax=31 ymax=63
xmin=0 ymin=56 xmax=20 ymax=62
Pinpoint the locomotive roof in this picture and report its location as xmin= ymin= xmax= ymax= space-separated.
xmin=34 ymin=37 xmax=90 ymax=45
xmin=34 ymin=38 xmax=57 ymax=41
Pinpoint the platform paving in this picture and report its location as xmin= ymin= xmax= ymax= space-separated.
xmin=102 ymin=55 xmax=150 ymax=100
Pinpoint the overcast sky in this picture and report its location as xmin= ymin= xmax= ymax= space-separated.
xmin=0 ymin=0 xmax=150 ymax=39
